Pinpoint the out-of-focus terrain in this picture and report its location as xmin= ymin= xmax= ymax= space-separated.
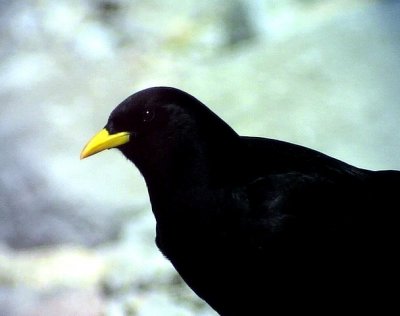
xmin=1 ymin=1 xmax=399 ymax=315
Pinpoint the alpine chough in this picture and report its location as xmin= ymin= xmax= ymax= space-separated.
xmin=81 ymin=87 xmax=399 ymax=315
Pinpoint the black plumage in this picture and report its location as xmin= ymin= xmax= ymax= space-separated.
xmin=81 ymin=87 xmax=399 ymax=315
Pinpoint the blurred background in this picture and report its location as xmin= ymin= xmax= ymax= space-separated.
xmin=1 ymin=0 xmax=399 ymax=315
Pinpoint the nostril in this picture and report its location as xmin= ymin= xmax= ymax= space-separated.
xmin=105 ymin=121 xmax=118 ymax=134
xmin=105 ymin=124 xmax=114 ymax=134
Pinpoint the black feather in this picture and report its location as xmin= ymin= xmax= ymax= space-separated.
xmin=99 ymin=87 xmax=399 ymax=315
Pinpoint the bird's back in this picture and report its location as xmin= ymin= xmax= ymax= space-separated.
xmin=158 ymin=136 xmax=400 ymax=315
xmin=234 ymin=137 xmax=400 ymax=314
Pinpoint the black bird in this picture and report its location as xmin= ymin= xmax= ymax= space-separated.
xmin=81 ymin=87 xmax=399 ymax=315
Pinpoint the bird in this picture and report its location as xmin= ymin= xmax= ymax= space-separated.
xmin=81 ymin=87 xmax=399 ymax=315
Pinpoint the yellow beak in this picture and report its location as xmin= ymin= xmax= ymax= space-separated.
xmin=80 ymin=128 xmax=130 ymax=159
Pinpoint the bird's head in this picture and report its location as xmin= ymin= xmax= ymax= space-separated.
xmin=81 ymin=87 xmax=238 ymax=180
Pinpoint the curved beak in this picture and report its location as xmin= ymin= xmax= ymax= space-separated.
xmin=80 ymin=128 xmax=130 ymax=159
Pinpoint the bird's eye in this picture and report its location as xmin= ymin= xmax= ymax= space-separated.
xmin=143 ymin=108 xmax=155 ymax=123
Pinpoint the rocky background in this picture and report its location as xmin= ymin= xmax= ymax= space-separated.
xmin=1 ymin=0 xmax=399 ymax=315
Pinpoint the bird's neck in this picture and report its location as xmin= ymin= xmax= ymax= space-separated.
xmin=142 ymin=135 xmax=241 ymax=223
xmin=143 ymin=141 xmax=234 ymax=191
